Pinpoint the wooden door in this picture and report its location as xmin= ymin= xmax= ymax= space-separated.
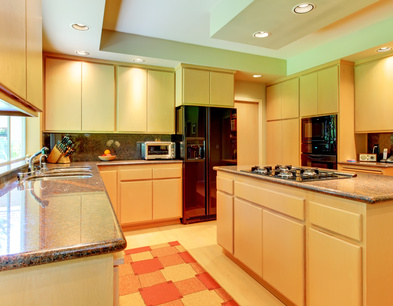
xmin=266 ymin=83 xmax=281 ymax=120
xmin=266 ymin=121 xmax=282 ymax=165
xmin=210 ymin=71 xmax=234 ymax=107
xmin=308 ymin=228 xmax=362 ymax=306
xmin=117 ymin=67 xmax=147 ymax=132
xmin=152 ymin=178 xmax=182 ymax=220
xmin=147 ymin=70 xmax=175 ymax=133
xmin=318 ymin=66 xmax=338 ymax=115
xmin=183 ymin=68 xmax=209 ymax=105
xmin=281 ymin=78 xmax=299 ymax=119
xmin=281 ymin=118 xmax=300 ymax=166
xmin=217 ymin=191 xmax=234 ymax=254
xmin=299 ymin=72 xmax=318 ymax=117
xmin=234 ymin=198 xmax=263 ymax=277
xmin=262 ymin=210 xmax=305 ymax=306
xmin=120 ymin=180 xmax=152 ymax=224
xmin=235 ymin=101 xmax=260 ymax=165
xmin=82 ymin=62 xmax=115 ymax=132
xmin=45 ymin=58 xmax=82 ymax=131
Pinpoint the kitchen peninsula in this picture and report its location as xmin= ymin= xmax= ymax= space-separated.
xmin=0 ymin=163 xmax=126 ymax=305
xmin=215 ymin=165 xmax=393 ymax=306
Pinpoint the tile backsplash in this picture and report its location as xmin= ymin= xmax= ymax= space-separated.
xmin=42 ymin=133 xmax=172 ymax=162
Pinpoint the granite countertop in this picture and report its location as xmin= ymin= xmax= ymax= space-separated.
xmin=97 ymin=159 xmax=183 ymax=166
xmin=338 ymin=161 xmax=393 ymax=168
xmin=214 ymin=165 xmax=393 ymax=204
xmin=0 ymin=161 xmax=126 ymax=271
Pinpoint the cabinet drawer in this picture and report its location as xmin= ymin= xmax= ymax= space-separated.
xmin=153 ymin=167 xmax=182 ymax=179
xmin=217 ymin=177 xmax=233 ymax=195
xmin=309 ymin=202 xmax=362 ymax=241
xmin=119 ymin=168 xmax=152 ymax=181
xmin=235 ymin=181 xmax=305 ymax=220
xmin=340 ymin=165 xmax=383 ymax=175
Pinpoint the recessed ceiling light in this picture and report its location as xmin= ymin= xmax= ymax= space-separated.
xmin=75 ymin=50 xmax=89 ymax=56
xmin=377 ymin=47 xmax=392 ymax=53
xmin=253 ymin=75 xmax=262 ymax=78
xmin=71 ymin=23 xmax=90 ymax=31
xmin=253 ymin=31 xmax=270 ymax=38
xmin=293 ymin=3 xmax=315 ymax=14
xmin=132 ymin=58 xmax=145 ymax=63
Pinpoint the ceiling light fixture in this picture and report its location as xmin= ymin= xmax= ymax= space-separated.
xmin=253 ymin=75 xmax=262 ymax=78
xmin=253 ymin=31 xmax=270 ymax=38
xmin=377 ymin=47 xmax=392 ymax=53
xmin=75 ymin=50 xmax=89 ymax=56
xmin=71 ymin=23 xmax=90 ymax=31
xmin=293 ymin=3 xmax=315 ymax=14
xmin=132 ymin=58 xmax=145 ymax=63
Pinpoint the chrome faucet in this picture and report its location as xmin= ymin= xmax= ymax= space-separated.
xmin=28 ymin=147 xmax=49 ymax=173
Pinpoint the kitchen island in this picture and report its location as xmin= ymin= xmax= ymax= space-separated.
xmin=0 ymin=162 xmax=126 ymax=305
xmin=215 ymin=165 xmax=393 ymax=306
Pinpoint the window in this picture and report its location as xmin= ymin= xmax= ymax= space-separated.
xmin=0 ymin=116 xmax=26 ymax=164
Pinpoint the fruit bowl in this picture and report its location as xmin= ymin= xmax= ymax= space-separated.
xmin=98 ymin=155 xmax=116 ymax=161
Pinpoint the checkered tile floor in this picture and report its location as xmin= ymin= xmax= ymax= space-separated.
xmin=119 ymin=241 xmax=238 ymax=306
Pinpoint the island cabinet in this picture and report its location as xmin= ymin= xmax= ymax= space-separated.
xmin=354 ymin=55 xmax=393 ymax=133
xmin=0 ymin=0 xmax=42 ymax=115
xmin=99 ymin=163 xmax=182 ymax=229
xmin=176 ymin=64 xmax=235 ymax=107
xmin=266 ymin=78 xmax=299 ymax=121
xmin=45 ymin=57 xmax=115 ymax=132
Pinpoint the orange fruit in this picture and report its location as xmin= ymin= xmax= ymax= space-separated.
xmin=104 ymin=149 xmax=110 ymax=155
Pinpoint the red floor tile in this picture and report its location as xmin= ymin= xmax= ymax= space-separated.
xmin=125 ymin=246 xmax=152 ymax=255
xmin=158 ymin=253 xmax=185 ymax=267
xmin=179 ymin=251 xmax=196 ymax=263
xmin=151 ymin=246 xmax=179 ymax=258
xmin=132 ymin=258 xmax=164 ymax=275
xmin=174 ymin=276 xmax=207 ymax=296
xmin=139 ymin=281 xmax=183 ymax=306
xmin=119 ymin=274 xmax=140 ymax=296
xmin=168 ymin=241 xmax=180 ymax=246
xmin=196 ymin=272 xmax=221 ymax=290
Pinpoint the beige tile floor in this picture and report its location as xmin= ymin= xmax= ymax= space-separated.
xmin=123 ymin=221 xmax=284 ymax=306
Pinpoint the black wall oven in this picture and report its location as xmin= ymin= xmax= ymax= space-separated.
xmin=301 ymin=115 xmax=337 ymax=169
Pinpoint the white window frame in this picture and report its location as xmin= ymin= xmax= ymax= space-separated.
xmin=0 ymin=116 xmax=26 ymax=166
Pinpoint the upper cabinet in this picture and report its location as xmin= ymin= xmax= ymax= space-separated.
xmin=266 ymin=78 xmax=299 ymax=121
xmin=45 ymin=57 xmax=115 ymax=132
xmin=176 ymin=64 xmax=235 ymax=107
xmin=0 ymin=0 xmax=42 ymax=115
xmin=300 ymin=66 xmax=338 ymax=117
xmin=355 ymin=56 xmax=393 ymax=133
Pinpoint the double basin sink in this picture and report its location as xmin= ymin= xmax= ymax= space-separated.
xmin=18 ymin=166 xmax=93 ymax=182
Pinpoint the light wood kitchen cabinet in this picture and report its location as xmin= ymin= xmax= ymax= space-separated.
xmin=45 ymin=58 xmax=115 ymax=132
xmin=234 ymin=198 xmax=263 ymax=277
xmin=153 ymin=178 xmax=182 ymax=219
xmin=300 ymin=66 xmax=338 ymax=116
xmin=266 ymin=118 xmax=299 ymax=166
xmin=147 ymin=70 xmax=175 ymax=133
xmin=308 ymin=228 xmax=362 ymax=306
xmin=176 ymin=64 xmax=235 ymax=107
xmin=338 ymin=164 xmax=393 ymax=176
xmin=217 ymin=191 xmax=234 ymax=254
xmin=266 ymin=78 xmax=299 ymax=121
xmin=262 ymin=210 xmax=305 ymax=306
xmin=0 ymin=0 xmax=42 ymax=114
xmin=355 ymin=56 xmax=393 ymax=133
xmin=98 ymin=166 xmax=118 ymax=216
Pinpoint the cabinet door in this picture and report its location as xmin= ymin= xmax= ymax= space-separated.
xmin=26 ymin=0 xmax=43 ymax=110
xmin=318 ymin=66 xmax=338 ymax=115
xmin=266 ymin=121 xmax=282 ymax=165
xmin=263 ymin=210 xmax=305 ymax=306
xmin=281 ymin=78 xmax=299 ymax=119
xmin=210 ymin=71 xmax=234 ymax=107
xmin=183 ymin=68 xmax=209 ymax=105
xmin=217 ymin=191 xmax=234 ymax=254
xmin=152 ymin=178 xmax=182 ymax=220
xmin=99 ymin=167 xmax=118 ymax=216
xmin=0 ymin=0 xmax=26 ymax=98
xmin=82 ymin=62 xmax=115 ymax=132
xmin=299 ymin=72 xmax=318 ymax=117
xmin=308 ymin=228 xmax=362 ymax=306
xmin=147 ymin=70 xmax=175 ymax=133
xmin=117 ymin=67 xmax=147 ymax=132
xmin=234 ymin=198 xmax=263 ymax=277
xmin=355 ymin=58 xmax=393 ymax=132
xmin=45 ymin=58 xmax=82 ymax=131
xmin=266 ymin=83 xmax=281 ymax=121
xmin=281 ymin=118 xmax=299 ymax=166
xmin=120 ymin=181 xmax=152 ymax=224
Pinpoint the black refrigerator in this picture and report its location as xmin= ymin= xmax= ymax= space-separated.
xmin=174 ymin=106 xmax=237 ymax=224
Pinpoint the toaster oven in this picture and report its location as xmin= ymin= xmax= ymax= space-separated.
xmin=141 ymin=141 xmax=176 ymax=160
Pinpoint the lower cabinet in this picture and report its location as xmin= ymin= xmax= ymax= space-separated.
xmin=217 ymin=191 xmax=234 ymax=254
xmin=338 ymin=164 xmax=393 ymax=176
xmin=152 ymin=178 xmax=182 ymax=220
xmin=98 ymin=166 xmax=118 ymax=215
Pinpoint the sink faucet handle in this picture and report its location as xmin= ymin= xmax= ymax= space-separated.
xmin=39 ymin=154 xmax=48 ymax=173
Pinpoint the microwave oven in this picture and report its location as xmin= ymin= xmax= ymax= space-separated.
xmin=141 ymin=141 xmax=176 ymax=160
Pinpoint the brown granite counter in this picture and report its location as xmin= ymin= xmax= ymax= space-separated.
xmin=214 ymin=165 xmax=393 ymax=204
xmin=338 ymin=161 xmax=393 ymax=168
xmin=97 ymin=159 xmax=183 ymax=166
xmin=0 ymin=162 xmax=126 ymax=271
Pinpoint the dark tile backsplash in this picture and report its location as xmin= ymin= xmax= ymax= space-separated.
xmin=42 ymin=133 xmax=172 ymax=162
xmin=368 ymin=133 xmax=393 ymax=158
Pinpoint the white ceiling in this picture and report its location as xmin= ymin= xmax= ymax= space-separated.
xmin=42 ymin=0 xmax=393 ymax=83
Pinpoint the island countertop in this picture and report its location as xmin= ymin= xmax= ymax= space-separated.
xmin=0 ymin=161 xmax=126 ymax=271
xmin=214 ymin=165 xmax=393 ymax=204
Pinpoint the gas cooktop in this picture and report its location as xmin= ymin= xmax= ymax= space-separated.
xmin=242 ymin=165 xmax=356 ymax=182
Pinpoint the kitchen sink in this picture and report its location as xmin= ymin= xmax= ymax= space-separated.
xmin=43 ymin=166 xmax=92 ymax=173
xmin=23 ymin=172 xmax=93 ymax=181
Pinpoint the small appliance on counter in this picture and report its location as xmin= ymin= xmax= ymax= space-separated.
xmin=141 ymin=141 xmax=176 ymax=160
xmin=359 ymin=153 xmax=377 ymax=162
